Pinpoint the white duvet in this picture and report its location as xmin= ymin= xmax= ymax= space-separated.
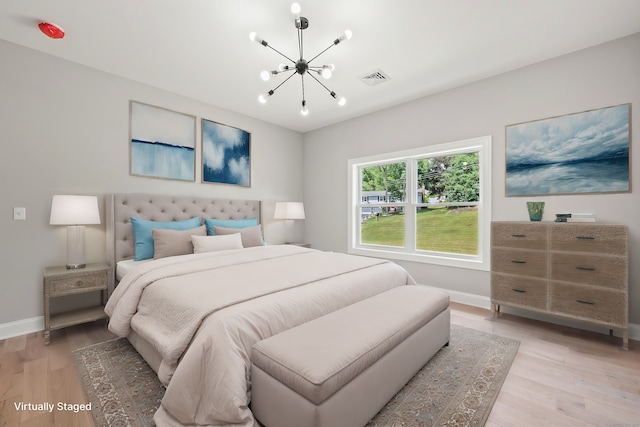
xmin=105 ymin=245 xmax=415 ymax=426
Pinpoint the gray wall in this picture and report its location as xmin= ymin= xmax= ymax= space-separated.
xmin=2 ymin=32 xmax=638 ymax=337
xmin=0 ymin=39 xmax=304 ymax=331
xmin=303 ymin=34 xmax=640 ymax=327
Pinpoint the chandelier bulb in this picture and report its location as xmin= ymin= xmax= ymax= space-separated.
xmin=338 ymin=97 xmax=347 ymax=106
xmin=321 ymin=68 xmax=332 ymax=79
xmin=260 ymin=70 xmax=272 ymax=81
xmin=259 ymin=90 xmax=275 ymax=104
xmin=249 ymin=32 xmax=267 ymax=46
xmin=335 ymin=29 xmax=353 ymax=45
xmin=291 ymin=3 xmax=301 ymax=16
xmin=278 ymin=64 xmax=287 ymax=72
xmin=300 ymin=100 xmax=309 ymax=116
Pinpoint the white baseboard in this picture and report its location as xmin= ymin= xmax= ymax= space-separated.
xmin=0 ymin=316 xmax=44 ymax=341
xmin=418 ymin=284 xmax=640 ymax=343
xmin=1 ymin=289 xmax=639 ymax=344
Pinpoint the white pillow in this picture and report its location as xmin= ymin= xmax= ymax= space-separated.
xmin=192 ymin=233 xmax=243 ymax=254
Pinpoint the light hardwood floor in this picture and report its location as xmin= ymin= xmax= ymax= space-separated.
xmin=1 ymin=303 xmax=638 ymax=427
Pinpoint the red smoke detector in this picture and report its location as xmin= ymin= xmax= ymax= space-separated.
xmin=38 ymin=22 xmax=65 ymax=39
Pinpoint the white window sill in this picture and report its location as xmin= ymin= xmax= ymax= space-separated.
xmin=348 ymin=246 xmax=489 ymax=271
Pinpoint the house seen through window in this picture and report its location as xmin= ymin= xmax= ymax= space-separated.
xmin=348 ymin=136 xmax=492 ymax=270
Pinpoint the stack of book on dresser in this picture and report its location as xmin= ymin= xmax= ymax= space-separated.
xmin=555 ymin=213 xmax=596 ymax=222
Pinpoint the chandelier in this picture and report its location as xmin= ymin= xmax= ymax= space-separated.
xmin=249 ymin=2 xmax=352 ymax=116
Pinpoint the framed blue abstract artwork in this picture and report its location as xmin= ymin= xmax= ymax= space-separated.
xmin=505 ymin=104 xmax=631 ymax=196
xmin=129 ymin=101 xmax=196 ymax=181
xmin=202 ymin=119 xmax=251 ymax=187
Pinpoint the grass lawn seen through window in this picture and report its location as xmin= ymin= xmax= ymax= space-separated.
xmin=361 ymin=206 xmax=478 ymax=255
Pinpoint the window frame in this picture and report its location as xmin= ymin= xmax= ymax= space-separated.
xmin=347 ymin=135 xmax=492 ymax=271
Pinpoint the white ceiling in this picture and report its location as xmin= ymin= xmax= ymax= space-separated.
xmin=1 ymin=0 xmax=639 ymax=133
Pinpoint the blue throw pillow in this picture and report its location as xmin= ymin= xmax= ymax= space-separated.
xmin=204 ymin=217 xmax=258 ymax=235
xmin=131 ymin=216 xmax=202 ymax=261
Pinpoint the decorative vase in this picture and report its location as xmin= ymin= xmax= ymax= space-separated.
xmin=526 ymin=202 xmax=545 ymax=221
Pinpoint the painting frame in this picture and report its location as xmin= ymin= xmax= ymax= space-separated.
xmin=505 ymin=103 xmax=631 ymax=197
xmin=201 ymin=118 xmax=252 ymax=187
xmin=129 ymin=100 xmax=196 ymax=182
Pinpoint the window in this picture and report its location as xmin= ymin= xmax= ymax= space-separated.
xmin=348 ymin=136 xmax=492 ymax=271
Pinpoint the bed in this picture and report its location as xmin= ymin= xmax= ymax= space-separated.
xmin=104 ymin=193 xmax=417 ymax=427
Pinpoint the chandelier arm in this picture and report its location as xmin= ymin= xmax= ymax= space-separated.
xmin=306 ymin=71 xmax=335 ymax=96
xmin=307 ymin=43 xmax=336 ymax=64
xmin=269 ymin=70 xmax=298 ymax=94
xmin=297 ymin=27 xmax=303 ymax=60
xmin=266 ymin=44 xmax=296 ymax=64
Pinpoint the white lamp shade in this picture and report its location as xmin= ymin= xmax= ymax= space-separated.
xmin=50 ymin=195 xmax=101 ymax=225
xmin=274 ymin=202 xmax=305 ymax=220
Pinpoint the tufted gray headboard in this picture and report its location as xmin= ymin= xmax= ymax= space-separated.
xmin=105 ymin=193 xmax=261 ymax=289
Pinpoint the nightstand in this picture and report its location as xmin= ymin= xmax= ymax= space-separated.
xmin=285 ymin=242 xmax=311 ymax=248
xmin=43 ymin=262 xmax=110 ymax=345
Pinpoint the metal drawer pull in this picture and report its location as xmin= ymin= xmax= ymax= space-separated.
xmin=511 ymin=260 xmax=526 ymax=264
xmin=576 ymin=266 xmax=595 ymax=271
xmin=74 ymin=280 xmax=83 ymax=287
xmin=575 ymin=236 xmax=595 ymax=240
xmin=511 ymin=234 xmax=526 ymax=238
xmin=576 ymin=299 xmax=595 ymax=305
xmin=511 ymin=289 xmax=526 ymax=293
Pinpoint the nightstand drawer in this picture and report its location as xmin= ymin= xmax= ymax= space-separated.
xmin=48 ymin=270 xmax=108 ymax=296
xmin=550 ymin=283 xmax=625 ymax=326
xmin=551 ymin=253 xmax=627 ymax=289
xmin=492 ymin=273 xmax=547 ymax=310
xmin=491 ymin=247 xmax=547 ymax=278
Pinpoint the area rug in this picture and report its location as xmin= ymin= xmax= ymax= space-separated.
xmin=73 ymin=324 xmax=519 ymax=427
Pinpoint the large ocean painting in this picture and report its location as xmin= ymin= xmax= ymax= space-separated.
xmin=505 ymin=104 xmax=630 ymax=196
xmin=202 ymin=119 xmax=251 ymax=187
xmin=130 ymin=101 xmax=196 ymax=181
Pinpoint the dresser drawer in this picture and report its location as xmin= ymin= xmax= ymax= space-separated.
xmin=492 ymin=222 xmax=547 ymax=250
xmin=48 ymin=271 xmax=108 ymax=296
xmin=550 ymin=283 xmax=625 ymax=326
xmin=550 ymin=224 xmax=627 ymax=255
xmin=551 ymin=253 xmax=627 ymax=290
xmin=491 ymin=247 xmax=547 ymax=278
xmin=492 ymin=273 xmax=547 ymax=310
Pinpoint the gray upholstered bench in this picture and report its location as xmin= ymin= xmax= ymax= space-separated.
xmin=250 ymin=285 xmax=450 ymax=427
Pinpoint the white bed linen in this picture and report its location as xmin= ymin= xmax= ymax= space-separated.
xmin=106 ymin=245 xmax=416 ymax=427
xmin=115 ymin=258 xmax=151 ymax=281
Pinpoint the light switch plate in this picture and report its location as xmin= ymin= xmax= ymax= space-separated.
xmin=13 ymin=207 xmax=26 ymax=220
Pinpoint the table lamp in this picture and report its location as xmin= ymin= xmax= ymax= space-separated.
xmin=274 ymin=202 xmax=305 ymax=244
xmin=49 ymin=195 xmax=101 ymax=269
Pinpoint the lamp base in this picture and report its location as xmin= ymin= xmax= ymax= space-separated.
xmin=283 ymin=219 xmax=294 ymax=244
xmin=66 ymin=225 xmax=86 ymax=270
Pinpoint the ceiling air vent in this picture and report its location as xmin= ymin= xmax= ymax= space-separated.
xmin=359 ymin=68 xmax=390 ymax=86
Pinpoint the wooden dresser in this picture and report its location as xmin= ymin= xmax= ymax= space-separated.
xmin=491 ymin=222 xmax=629 ymax=349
